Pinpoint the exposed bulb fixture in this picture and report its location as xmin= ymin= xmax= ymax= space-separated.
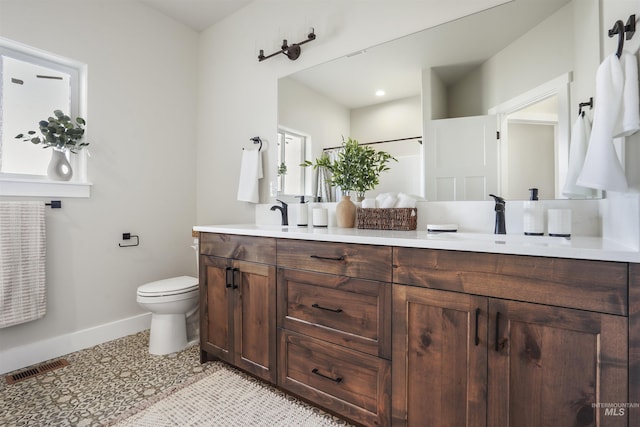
xmin=375 ymin=90 xmax=386 ymax=97
xmin=258 ymin=28 xmax=317 ymax=62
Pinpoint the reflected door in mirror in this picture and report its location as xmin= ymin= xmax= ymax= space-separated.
xmin=425 ymin=116 xmax=498 ymax=201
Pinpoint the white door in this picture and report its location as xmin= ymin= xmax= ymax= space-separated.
xmin=424 ymin=115 xmax=498 ymax=201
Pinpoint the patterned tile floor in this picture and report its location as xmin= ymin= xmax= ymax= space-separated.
xmin=1 ymin=331 xmax=349 ymax=427
xmin=1 ymin=331 xmax=218 ymax=426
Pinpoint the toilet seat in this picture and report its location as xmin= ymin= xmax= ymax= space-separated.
xmin=137 ymin=276 xmax=198 ymax=297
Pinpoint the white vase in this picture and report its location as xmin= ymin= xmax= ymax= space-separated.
xmin=47 ymin=148 xmax=73 ymax=181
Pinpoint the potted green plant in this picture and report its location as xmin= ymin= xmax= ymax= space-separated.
xmin=304 ymin=137 xmax=396 ymax=227
xmin=15 ymin=110 xmax=89 ymax=181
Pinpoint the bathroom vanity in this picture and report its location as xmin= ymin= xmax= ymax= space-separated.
xmin=195 ymin=225 xmax=639 ymax=426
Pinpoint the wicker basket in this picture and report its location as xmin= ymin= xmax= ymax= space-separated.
xmin=355 ymin=207 xmax=417 ymax=230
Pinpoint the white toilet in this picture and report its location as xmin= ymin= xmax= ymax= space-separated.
xmin=137 ymin=275 xmax=199 ymax=355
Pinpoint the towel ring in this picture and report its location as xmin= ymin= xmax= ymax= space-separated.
xmin=250 ymin=136 xmax=262 ymax=151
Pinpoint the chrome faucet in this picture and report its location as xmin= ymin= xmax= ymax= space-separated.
xmin=270 ymin=199 xmax=288 ymax=226
xmin=489 ymin=194 xmax=506 ymax=234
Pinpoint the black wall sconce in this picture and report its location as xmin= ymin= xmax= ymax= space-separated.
xmin=258 ymin=28 xmax=316 ymax=62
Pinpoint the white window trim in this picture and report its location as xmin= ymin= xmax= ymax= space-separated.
xmin=0 ymin=176 xmax=91 ymax=197
xmin=0 ymin=36 xmax=91 ymax=198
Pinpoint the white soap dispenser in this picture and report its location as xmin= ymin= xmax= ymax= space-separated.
xmin=523 ymin=188 xmax=544 ymax=236
xmin=296 ymin=196 xmax=309 ymax=227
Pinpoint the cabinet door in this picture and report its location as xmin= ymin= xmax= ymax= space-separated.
xmin=392 ymin=285 xmax=488 ymax=427
xmin=200 ymin=255 xmax=233 ymax=363
xmin=233 ymin=259 xmax=277 ymax=382
xmin=488 ymin=299 xmax=628 ymax=427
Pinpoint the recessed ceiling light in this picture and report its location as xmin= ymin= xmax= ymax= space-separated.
xmin=375 ymin=90 xmax=385 ymax=97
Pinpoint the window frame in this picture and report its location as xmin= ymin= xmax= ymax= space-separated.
xmin=0 ymin=37 xmax=90 ymax=198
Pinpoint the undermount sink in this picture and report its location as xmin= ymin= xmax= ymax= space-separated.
xmin=426 ymin=232 xmax=571 ymax=246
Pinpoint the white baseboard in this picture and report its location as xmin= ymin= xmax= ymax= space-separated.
xmin=0 ymin=313 xmax=151 ymax=375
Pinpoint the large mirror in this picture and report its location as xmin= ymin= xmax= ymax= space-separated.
xmin=277 ymin=0 xmax=601 ymax=201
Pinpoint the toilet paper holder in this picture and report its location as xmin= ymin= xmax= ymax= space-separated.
xmin=119 ymin=232 xmax=140 ymax=247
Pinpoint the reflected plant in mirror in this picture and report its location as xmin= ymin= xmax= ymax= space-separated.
xmin=303 ymin=137 xmax=396 ymax=201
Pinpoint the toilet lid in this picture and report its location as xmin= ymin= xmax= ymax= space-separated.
xmin=137 ymin=276 xmax=198 ymax=297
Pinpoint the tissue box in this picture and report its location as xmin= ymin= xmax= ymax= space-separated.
xmin=356 ymin=208 xmax=417 ymax=230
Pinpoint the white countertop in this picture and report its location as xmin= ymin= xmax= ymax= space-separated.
xmin=193 ymin=224 xmax=640 ymax=263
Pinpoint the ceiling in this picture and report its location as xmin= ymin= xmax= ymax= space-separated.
xmin=140 ymin=0 xmax=253 ymax=31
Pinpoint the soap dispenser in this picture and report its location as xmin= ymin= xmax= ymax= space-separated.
xmin=523 ymin=188 xmax=544 ymax=236
xmin=296 ymin=196 xmax=308 ymax=227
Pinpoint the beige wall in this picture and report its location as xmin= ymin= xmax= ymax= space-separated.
xmin=350 ymin=95 xmax=422 ymax=144
xmin=278 ymin=78 xmax=350 ymax=161
xmin=0 ymin=0 xmax=198 ymax=363
xmin=449 ymin=2 xmax=577 ymax=117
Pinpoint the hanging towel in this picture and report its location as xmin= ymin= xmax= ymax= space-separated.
xmin=577 ymin=53 xmax=628 ymax=192
xmin=563 ymin=115 xmax=596 ymax=198
xmin=0 ymin=202 xmax=46 ymax=328
xmin=614 ymin=51 xmax=640 ymax=138
xmin=236 ymin=148 xmax=263 ymax=203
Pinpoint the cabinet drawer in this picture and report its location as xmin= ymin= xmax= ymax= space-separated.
xmin=200 ymin=233 xmax=275 ymax=264
xmin=278 ymin=330 xmax=391 ymax=427
xmin=277 ymin=239 xmax=392 ymax=282
xmin=393 ymin=247 xmax=628 ymax=315
xmin=278 ymin=268 xmax=391 ymax=358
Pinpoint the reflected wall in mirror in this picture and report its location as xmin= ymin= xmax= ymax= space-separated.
xmin=277 ymin=0 xmax=602 ymax=201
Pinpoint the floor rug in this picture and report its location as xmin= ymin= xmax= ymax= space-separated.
xmin=105 ymin=366 xmax=348 ymax=426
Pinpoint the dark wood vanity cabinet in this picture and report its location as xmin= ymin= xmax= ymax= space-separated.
xmin=277 ymin=239 xmax=393 ymax=426
xmin=199 ymin=233 xmax=277 ymax=383
xmin=197 ymin=232 xmax=637 ymax=427
xmin=392 ymin=248 xmax=629 ymax=427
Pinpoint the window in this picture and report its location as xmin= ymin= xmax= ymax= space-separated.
xmin=0 ymin=37 xmax=89 ymax=197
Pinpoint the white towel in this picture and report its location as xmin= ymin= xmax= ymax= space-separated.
xmin=563 ymin=115 xmax=596 ymax=198
xmin=236 ymin=149 xmax=263 ymax=203
xmin=361 ymin=198 xmax=377 ymax=209
xmin=0 ymin=202 xmax=46 ymax=328
xmin=577 ymin=53 xmax=628 ymax=192
xmin=395 ymin=193 xmax=417 ymax=208
xmin=614 ymin=51 xmax=640 ymax=138
xmin=379 ymin=195 xmax=398 ymax=208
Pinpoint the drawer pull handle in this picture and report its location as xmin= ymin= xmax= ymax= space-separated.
xmin=311 ymin=303 xmax=343 ymax=313
xmin=225 ymin=267 xmax=233 ymax=288
xmin=495 ymin=311 xmax=501 ymax=351
xmin=474 ymin=308 xmax=480 ymax=346
xmin=311 ymin=368 xmax=343 ymax=383
xmin=232 ymin=267 xmax=239 ymax=289
xmin=310 ymin=255 xmax=346 ymax=261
